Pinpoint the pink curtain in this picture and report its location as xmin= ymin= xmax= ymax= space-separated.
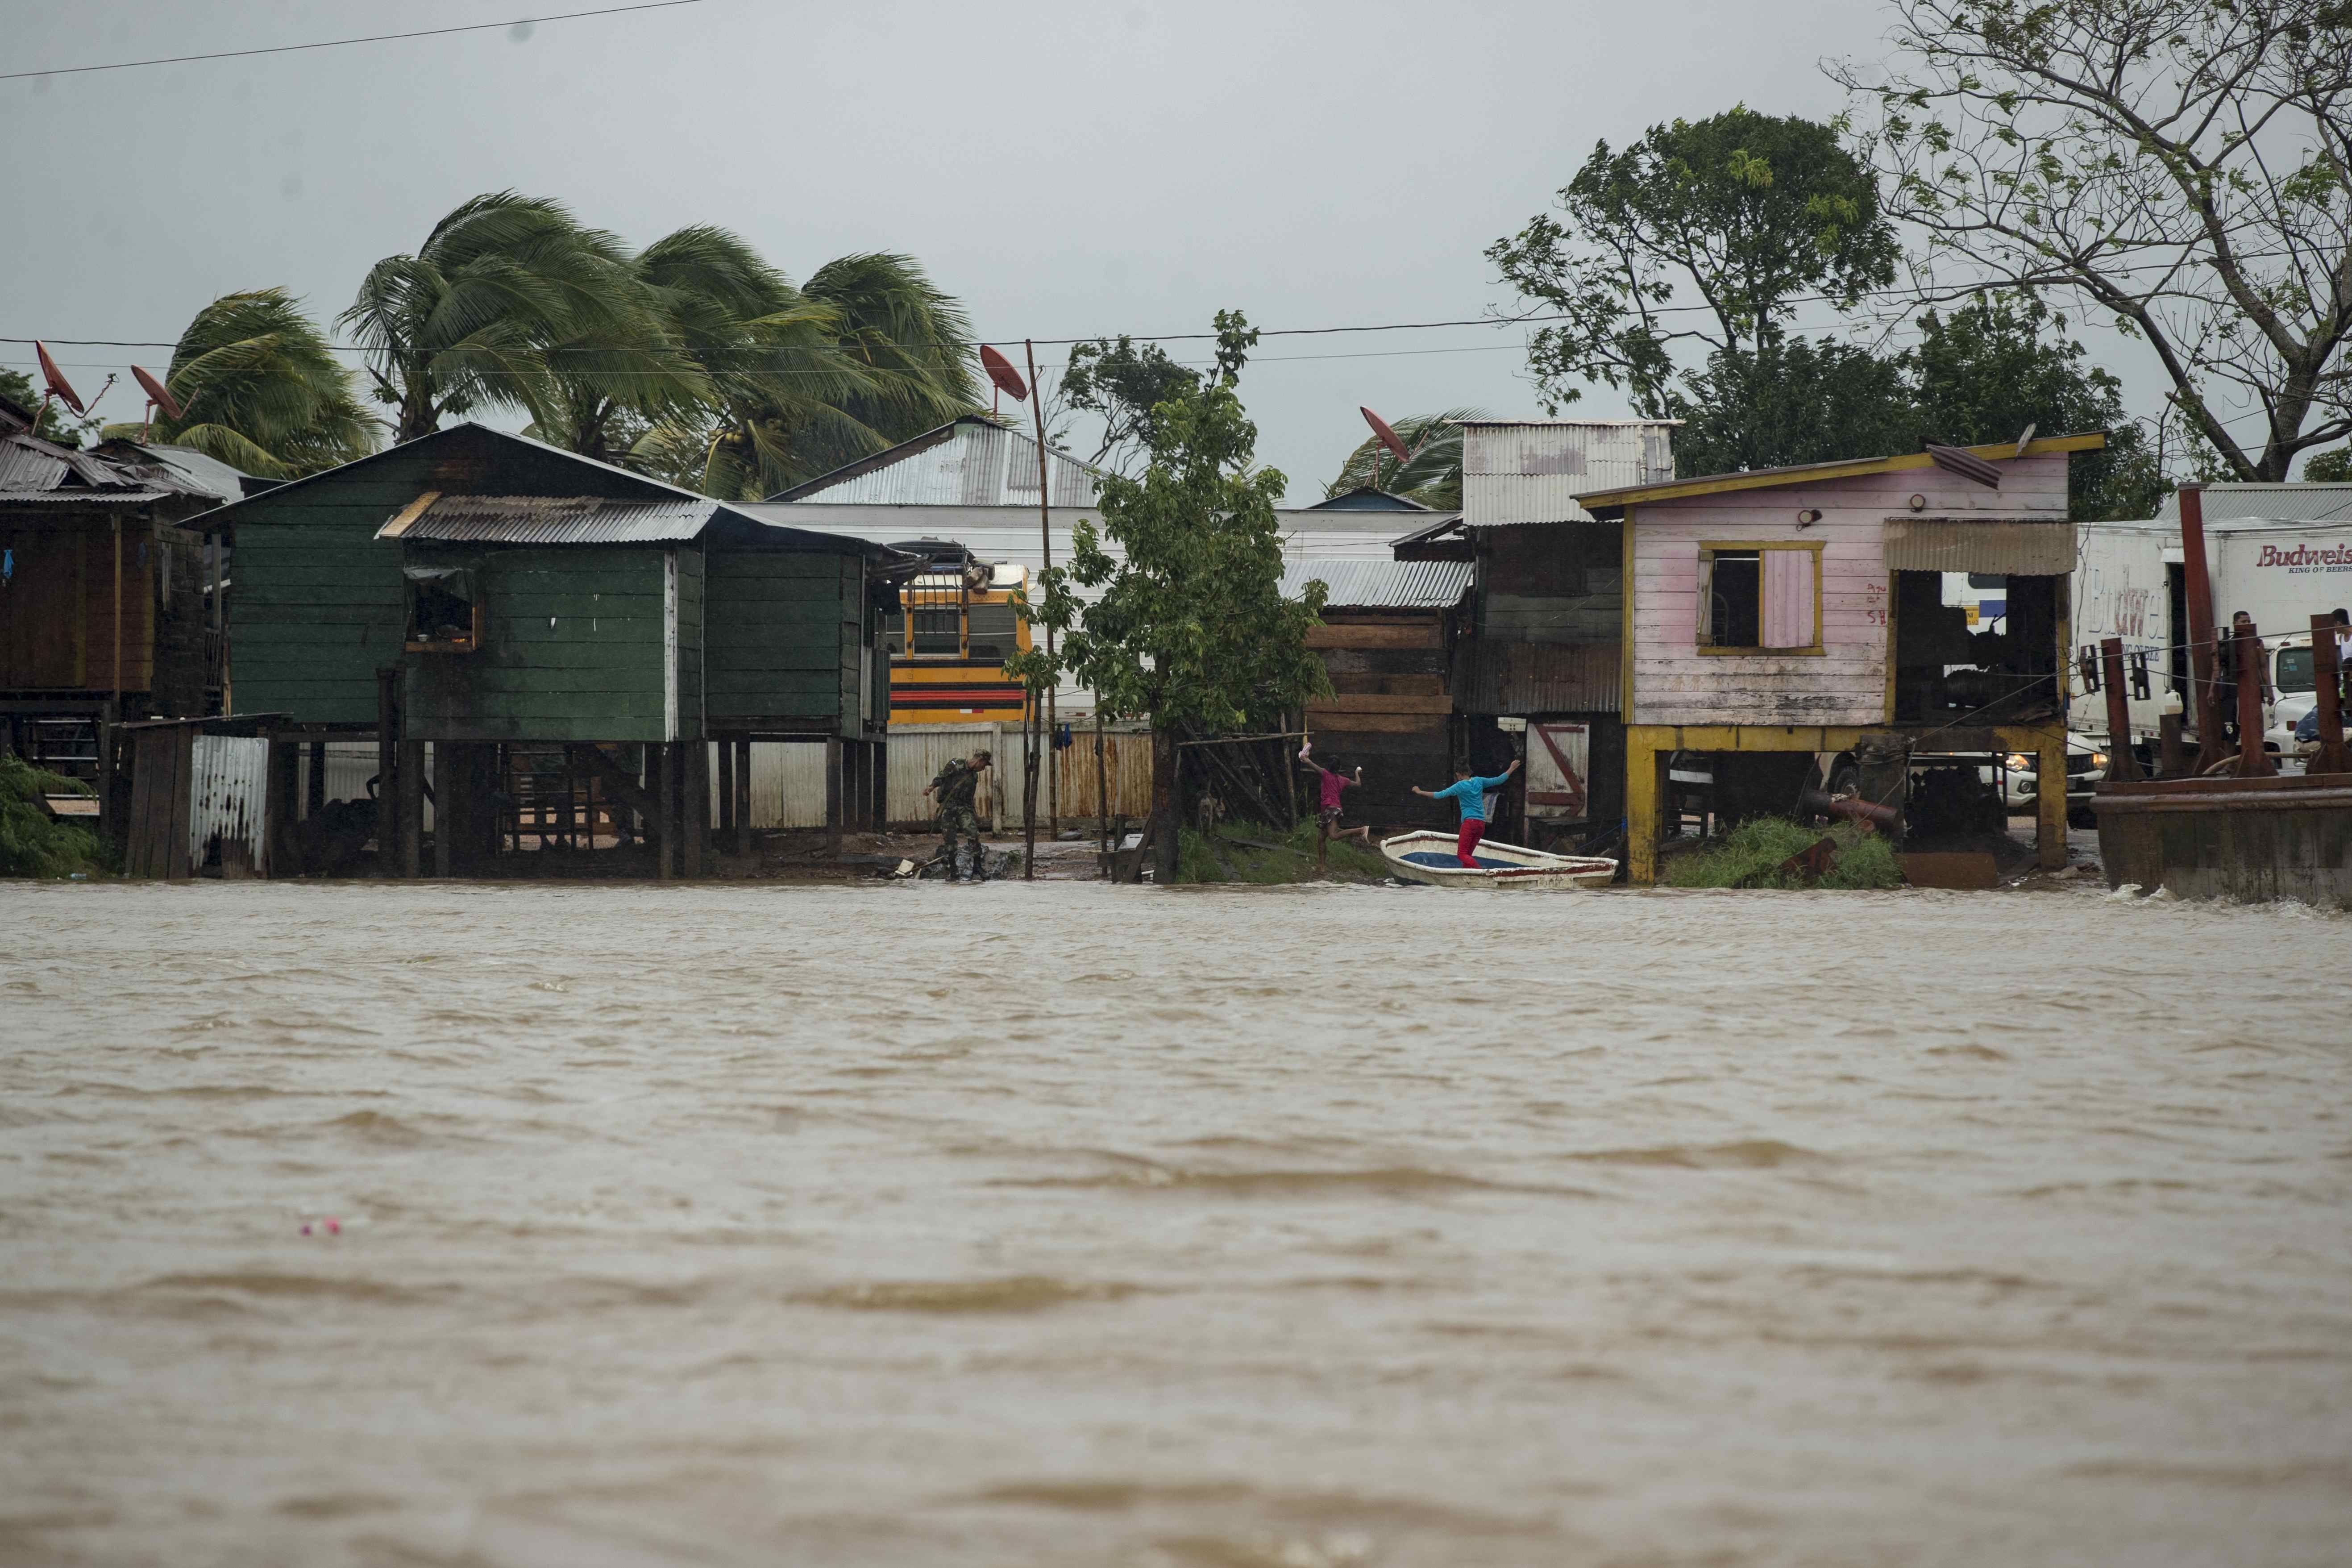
xmin=1761 ymin=550 xmax=1814 ymax=648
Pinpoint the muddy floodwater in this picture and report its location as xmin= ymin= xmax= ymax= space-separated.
xmin=3 ymin=879 xmax=2349 ymax=1567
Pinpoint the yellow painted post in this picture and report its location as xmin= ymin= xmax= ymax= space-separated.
xmin=2035 ymin=729 xmax=2068 ymax=870
xmin=1625 ymin=728 xmax=1663 ymax=885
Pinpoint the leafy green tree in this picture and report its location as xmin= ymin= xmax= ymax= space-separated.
xmin=1909 ymin=295 xmax=2164 ymax=520
xmin=1675 ymin=337 xmax=1916 ymax=476
xmin=2306 ymin=447 xmax=2352 ymax=482
xmin=1837 ymin=0 xmax=2352 ymax=481
xmin=1056 ymin=335 xmax=1201 ymax=473
xmin=97 ymin=289 xmax=377 ymax=477
xmin=1323 ymin=409 xmax=1487 ymax=508
xmin=342 ymin=191 xmax=690 ymax=444
xmin=1012 ymin=313 xmax=1330 ymax=883
xmin=1488 ymin=106 xmax=1901 ymax=419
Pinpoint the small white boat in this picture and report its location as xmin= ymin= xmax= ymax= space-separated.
xmin=1379 ymin=830 xmax=1617 ymax=889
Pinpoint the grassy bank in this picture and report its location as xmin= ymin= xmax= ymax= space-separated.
xmin=1176 ymin=821 xmax=1393 ymax=884
xmin=0 ymin=754 xmax=112 ymax=879
xmin=1661 ymin=816 xmax=1902 ymax=890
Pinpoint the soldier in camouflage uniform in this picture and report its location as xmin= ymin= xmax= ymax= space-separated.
xmin=923 ymin=749 xmax=992 ymax=880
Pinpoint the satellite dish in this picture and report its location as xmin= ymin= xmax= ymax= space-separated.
xmin=132 ymin=365 xmax=184 ymax=439
xmin=34 ymin=342 xmax=84 ymax=415
xmin=1360 ymin=406 xmax=1409 ymax=466
xmin=979 ymin=345 xmax=1029 ymax=404
xmin=133 ymin=365 xmax=184 ymax=423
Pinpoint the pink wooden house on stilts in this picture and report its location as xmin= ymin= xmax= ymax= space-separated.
xmin=1573 ymin=433 xmax=2107 ymax=883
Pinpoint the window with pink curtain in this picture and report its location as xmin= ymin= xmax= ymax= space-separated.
xmin=1760 ymin=549 xmax=1814 ymax=648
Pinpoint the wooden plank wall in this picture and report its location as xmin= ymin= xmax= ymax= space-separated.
xmin=404 ymin=545 xmax=671 ymax=742
xmin=1630 ymin=454 xmax=2069 ymax=728
xmin=230 ymin=449 xmax=434 ymax=725
xmin=1305 ymin=611 xmax=1455 ymax=827
xmin=0 ymin=513 xmax=158 ymax=692
xmin=703 ymin=550 xmax=854 ymax=734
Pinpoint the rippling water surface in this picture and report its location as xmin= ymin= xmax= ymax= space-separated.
xmin=3 ymin=878 xmax=2349 ymax=1566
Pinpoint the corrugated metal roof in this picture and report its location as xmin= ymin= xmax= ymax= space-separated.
xmin=1 ymin=423 xmax=258 ymax=504
xmin=384 ymin=494 xmax=720 ymax=543
xmin=772 ymin=416 xmax=1102 ymax=506
xmin=1280 ymin=557 xmax=1472 ymax=609
xmin=1462 ymin=421 xmax=1677 ymax=526
xmin=2154 ymin=484 xmax=2352 ymax=524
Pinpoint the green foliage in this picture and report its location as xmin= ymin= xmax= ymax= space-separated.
xmin=1322 ymin=408 xmax=1488 ymax=509
xmin=1488 ymin=106 xmax=1901 ymax=419
xmin=1910 ymin=295 xmax=2163 ymax=520
xmin=1662 ymin=817 xmax=1903 ymax=890
xmin=627 ymin=249 xmax=981 ymax=500
xmin=98 ymin=288 xmax=378 ymax=478
xmin=1013 ymin=312 xmax=1330 ymax=734
xmin=1672 ymin=293 xmax=2164 ymax=520
xmin=0 ymin=754 xmax=110 ymax=879
xmin=1173 ymin=821 xmax=1390 ymax=884
xmin=343 ymin=191 xmax=693 ymax=445
xmin=2304 ymin=447 xmax=2352 ymax=482
xmin=1057 ymin=335 xmax=1201 ymax=474
xmin=1676 ymin=338 xmax=1916 ymax=477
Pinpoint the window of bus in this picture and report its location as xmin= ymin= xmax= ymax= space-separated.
xmin=909 ymin=605 xmax=962 ymax=657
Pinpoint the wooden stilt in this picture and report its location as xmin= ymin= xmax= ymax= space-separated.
xmin=682 ymin=739 xmax=707 ymax=878
xmin=716 ymin=738 xmax=735 ymax=844
xmin=397 ymin=740 xmax=424 ymax=878
xmin=735 ymin=739 xmax=752 ymax=855
xmin=825 ymin=735 xmax=843 ymax=856
xmin=652 ymin=743 xmax=672 ymax=880
xmin=433 ymin=742 xmax=454 ymax=878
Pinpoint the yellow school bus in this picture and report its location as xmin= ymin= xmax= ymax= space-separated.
xmin=884 ymin=542 xmax=1033 ymax=725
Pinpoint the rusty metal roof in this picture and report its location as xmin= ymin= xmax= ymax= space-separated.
xmin=383 ymin=494 xmax=722 ymax=543
xmin=1280 ymin=557 xmax=1472 ymax=609
xmin=1 ymin=416 xmax=255 ymax=504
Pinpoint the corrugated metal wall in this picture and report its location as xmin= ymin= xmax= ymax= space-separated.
xmin=1456 ymin=642 xmax=1621 ymax=714
xmin=188 ymin=734 xmax=269 ymax=872
xmin=1462 ymin=422 xmax=1676 ymax=525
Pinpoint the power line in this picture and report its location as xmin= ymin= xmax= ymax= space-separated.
xmin=0 ymin=1 xmax=708 ymax=83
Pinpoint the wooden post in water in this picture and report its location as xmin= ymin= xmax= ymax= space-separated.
xmin=2098 ymin=637 xmax=2141 ymax=782
xmin=375 ymin=669 xmax=399 ymax=869
xmin=2310 ymin=613 xmax=2350 ymax=777
xmin=2234 ymin=622 xmax=2276 ymax=778
xmin=396 ymin=740 xmax=424 ymax=878
xmin=736 ymin=740 xmax=753 ymax=856
xmin=2179 ymin=486 xmax=2226 ymax=773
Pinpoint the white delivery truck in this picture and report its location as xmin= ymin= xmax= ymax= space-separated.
xmin=2069 ymin=487 xmax=2352 ymax=765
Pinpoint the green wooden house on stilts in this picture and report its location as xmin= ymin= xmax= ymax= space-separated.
xmin=176 ymin=424 xmax=901 ymax=878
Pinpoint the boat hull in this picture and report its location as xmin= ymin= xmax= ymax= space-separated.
xmin=1379 ymin=831 xmax=1616 ymax=889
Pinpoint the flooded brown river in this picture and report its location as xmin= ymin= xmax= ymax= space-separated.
xmin=3 ymin=878 xmax=2349 ymax=1567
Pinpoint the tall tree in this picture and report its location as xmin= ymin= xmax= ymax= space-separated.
xmin=626 ymin=250 xmax=981 ymax=500
xmin=1488 ymin=106 xmax=1902 ymax=419
xmin=1909 ymin=295 xmax=2164 ymax=520
xmin=1055 ymin=335 xmax=1201 ymax=473
xmin=98 ymin=288 xmax=378 ymax=477
xmin=1011 ymin=312 xmax=1330 ymax=884
xmin=342 ymin=191 xmax=690 ymax=445
xmin=1836 ymin=0 xmax=2352 ymax=480
xmin=1674 ymin=337 xmax=1918 ymax=477
xmin=1323 ymin=409 xmax=1488 ymax=508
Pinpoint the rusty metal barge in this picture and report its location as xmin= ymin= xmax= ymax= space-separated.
xmin=2091 ymin=486 xmax=2352 ymax=908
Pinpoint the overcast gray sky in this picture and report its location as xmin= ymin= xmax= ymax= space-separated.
xmin=5 ymin=0 xmax=2088 ymax=501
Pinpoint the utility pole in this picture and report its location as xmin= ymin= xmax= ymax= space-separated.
xmin=1027 ymin=341 xmax=1058 ymax=844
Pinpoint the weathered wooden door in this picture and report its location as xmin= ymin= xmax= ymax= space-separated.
xmin=1525 ymin=720 xmax=1590 ymax=822
xmin=0 ymin=524 xmax=86 ymax=687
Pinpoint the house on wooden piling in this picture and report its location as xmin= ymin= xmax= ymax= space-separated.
xmin=1389 ymin=420 xmax=1679 ymax=849
xmin=1572 ymin=433 xmax=2107 ymax=883
xmin=1 ymin=394 xmax=269 ymax=766
xmin=174 ymin=424 xmax=901 ymax=877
